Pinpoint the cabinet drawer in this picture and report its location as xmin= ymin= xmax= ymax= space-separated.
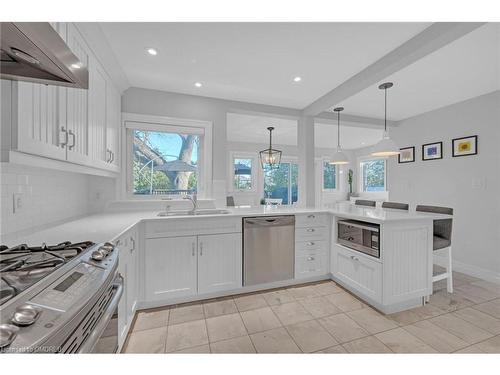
xmin=145 ymin=216 xmax=241 ymax=238
xmin=333 ymin=245 xmax=382 ymax=302
xmin=295 ymin=251 xmax=328 ymax=279
xmin=295 ymin=213 xmax=328 ymax=228
xmin=295 ymin=240 xmax=327 ymax=254
xmin=295 ymin=226 xmax=327 ymax=241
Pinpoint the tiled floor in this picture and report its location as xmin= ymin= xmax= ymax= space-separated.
xmin=123 ymin=271 xmax=500 ymax=353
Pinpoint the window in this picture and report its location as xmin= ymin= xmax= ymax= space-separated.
xmin=360 ymin=158 xmax=386 ymax=192
xmin=264 ymin=162 xmax=298 ymax=205
xmin=233 ymin=158 xmax=253 ymax=190
xmin=323 ymin=162 xmax=337 ymax=190
xmin=131 ymin=129 xmax=199 ymax=196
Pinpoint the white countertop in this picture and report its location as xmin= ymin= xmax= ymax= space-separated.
xmin=3 ymin=204 xmax=450 ymax=247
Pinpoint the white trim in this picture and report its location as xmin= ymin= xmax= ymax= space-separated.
xmin=120 ymin=112 xmax=213 ymax=200
xmin=227 ymin=151 xmax=258 ymax=193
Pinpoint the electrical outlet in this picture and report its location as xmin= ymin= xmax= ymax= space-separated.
xmin=13 ymin=193 xmax=24 ymax=214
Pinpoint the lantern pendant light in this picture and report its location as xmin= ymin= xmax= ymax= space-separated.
xmin=371 ymin=82 xmax=400 ymax=157
xmin=330 ymin=107 xmax=349 ymax=165
xmin=259 ymin=127 xmax=282 ymax=170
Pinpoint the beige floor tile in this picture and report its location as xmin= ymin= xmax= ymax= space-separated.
xmin=173 ymin=344 xmax=211 ymax=353
xmin=285 ymin=320 xmax=338 ymax=353
xmin=298 ymin=296 xmax=342 ymax=318
xmin=347 ymin=308 xmax=398 ymax=334
xmin=288 ymin=285 xmax=320 ymax=300
xmin=454 ymin=284 xmax=500 ymax=304
xmin=325 ymin=292 xmax=366 ymax=312
xmin=210 ymin=335 xmax=256 ymax=353
xmin=342 ymin=336 xmax=392 ymax=353
xmin=234 ymin=294 xmax=268 ymax=312
xmin=203 ymin=299 xmax=238 ymax=318
xmin=470 ymin=280 xmax=500 ymax=295
xmin=206 ymin=313 xmax=248 ymax=342
xmin=428 ymin=290 xmax=475 ymax=312
xmin=165 ymin=319 xmax=208 ymax=352
xmin=318 ymin=313 xmax=369 ymax=343
xmin=403 ymin=320 xmax=469 ymax=353
xmin=316 ymin=345 xmax=348 ymax=353
xmin=271 ymin=301 xmax=314 ymax=325
xmin=124 ymin=327 xmax=168 ymax=353
xmin=452 ymin=307 xmax=500 ymax=335
xmin=240 ymin=307 xmax=282 ymax=334
xmin=453 ymin=271 xmax=481 ymax=284
xmin=133 ymin=308 xmax=169 ymax=332
xmin=313 ymin=281 xmax=344 ymax=296
xmin=473 ymin=299 xmax=500 ymax=319
xmin=375 ymin=328 xmax=438 ymax=353
xmin=169 ymin=304 xmax=205 ymax=325
xmin=472 ymin=335 xmax=500 ymax=353
xmin=386 ymin=303 xmax=445 ymax=325
xmin=429 ymin=313 xmax=494 ymax=344
xmin=250 ymin=327 xmax=301 ymax=353
xmin=262 ymin=289 xmax=296 ymax=306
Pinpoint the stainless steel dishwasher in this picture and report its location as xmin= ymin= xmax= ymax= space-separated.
xmin=243 ymin=216 xmax=295 ymax=286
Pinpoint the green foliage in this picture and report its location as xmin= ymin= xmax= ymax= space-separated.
xmin=348 ymin=169 xmax=354 ymax=193
xmin=362 ymin=160 xmax=385 ymax=191
xmin=133 ymin=159 xmax=173 ymax=194
xmin=323 ymin=163 xmax=336 ymax=189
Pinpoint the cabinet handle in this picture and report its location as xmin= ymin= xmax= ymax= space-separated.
xmin=59 ymin=127 xmax=68 ymax=147
xmin=199 ymin=242 xmax=203 ymax=256
xmin=307 ymin=214 xmax=315 ymax=219
xmin=192 ymin=242 xmax=195 ymax=256
xmin=130 ymin=237 xmax=135 ymax=252
xmin=110 ymin=151 xmax=114 ymax=163
xmin=68 ymin=130 xmax=76 ymax=150
xmin=307 ymin=241 xmax=315 ymax=246
xmin=106 ymin=149 xmax=111 ymax=163
xmin=307 ymin=256 xmax=315 ymax=261
xmin=350 ymin=255 xmax=359 ymax=261
xmin=306 ymin=228 xmax=315 ymax=232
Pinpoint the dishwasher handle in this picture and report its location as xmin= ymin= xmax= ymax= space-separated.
xmin=244 ymin=216 xmax=295 ymax=227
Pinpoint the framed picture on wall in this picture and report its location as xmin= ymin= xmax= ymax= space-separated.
xmin=398 ymin=146 xmax=415 ymax=163
xmin=422 ymin=141 xmax=443 ymax=161
xmin=452 ymin=135 xmax=478 ymax=157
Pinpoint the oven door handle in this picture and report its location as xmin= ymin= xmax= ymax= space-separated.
xmin=77 ymin=275 xmax=124 ymax=354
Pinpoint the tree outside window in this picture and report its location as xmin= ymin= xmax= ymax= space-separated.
xmin=361 ymin=159 xmax=385 ymax=192
xmin=233 ymin=158 xmax=252 ymax=190
xmin=323 ymin=162 xmax=336 ymax=190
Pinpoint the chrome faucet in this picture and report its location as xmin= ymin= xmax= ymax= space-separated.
xmin=184 ymin=194 xmax=198 ymax=214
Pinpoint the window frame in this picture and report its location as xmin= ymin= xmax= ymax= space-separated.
xmin=358 ymin=156 xmax=387 ymax=193
xmin=121 ymin=113 xmax=213 ymax=200
xmin=321 ymin=158 xmax=339 ymax=192
xmin=228 ymin=151 xmax=258 ymax=193
xmin=261 ymin=156 xmax=299 ymax=206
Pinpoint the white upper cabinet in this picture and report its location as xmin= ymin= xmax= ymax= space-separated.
xmin=8 ymin=22 xmax=122 ymax=175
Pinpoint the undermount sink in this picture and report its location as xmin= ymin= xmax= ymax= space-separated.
xmin=157 ymin=209 xmax=231 ymax=217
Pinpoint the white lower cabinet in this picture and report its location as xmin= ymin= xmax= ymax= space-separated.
xmin=145 ymin=236 xmax=198 ymax=301
xmin=198 ymin=233 xmax=242 ymax=294
xmin=144 ymin=232 xmax=242 ymax=303
xmin=333 ymin=244 xmax=382 ymax=303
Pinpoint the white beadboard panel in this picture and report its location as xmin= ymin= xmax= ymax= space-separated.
xmin=197 ymin=233 xmax=242 ymax=294
xmin=382 ymin=222 xmax=432 ymax=304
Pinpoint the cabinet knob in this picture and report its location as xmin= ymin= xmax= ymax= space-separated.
xmin=307 ymin=214 xmax=315 ymax=219
xmin=307 ymin=242 xmax=315 ymax=246
xmin=307 ymin=256 xmax=315 ymax=261
xmin=350 ymin=255 xmax=359 ymax=261
xmin=306 ymin=228 xmax=315 ymax=232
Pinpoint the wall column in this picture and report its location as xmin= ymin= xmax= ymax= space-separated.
xmin=297 ymin=115 xmax=315 ymax=207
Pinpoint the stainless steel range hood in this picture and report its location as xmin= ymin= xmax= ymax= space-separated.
xmin=1 ymin=22 xmax=89 ymax=89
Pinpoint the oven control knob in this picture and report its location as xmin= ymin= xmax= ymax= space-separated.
xmin=12 ymin=304 xmax=41 ymax=326
xmin=101 ymin=242 xmax=115 ymax=253
xmin=91 ymin=250 xmax=105 ymax=261
xmin=0 ymin=324 xmax=19 ymax=349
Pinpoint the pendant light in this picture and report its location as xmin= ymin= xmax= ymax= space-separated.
xmin=330 ymin=107 xmax=349 ymax=165
xmin=371 ymin=82 xmax=400 ymax=157
xmin=259 ymin=127 xmax=282 ymax=170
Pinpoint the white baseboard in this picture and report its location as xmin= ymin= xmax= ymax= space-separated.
xmin=434 ymin=254 xmax=500 ymax=284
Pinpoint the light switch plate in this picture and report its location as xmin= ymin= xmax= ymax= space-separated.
xmin=13 ymin=193 xmax=24 ymax=214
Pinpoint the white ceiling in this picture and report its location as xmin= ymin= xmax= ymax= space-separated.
xmin=226 ymin=113 xmax=383 ymax=150
xmin=336 ymin=23 xmax=500 ymax=121
xmin=100 ymin=22 xmax=430 ymax=109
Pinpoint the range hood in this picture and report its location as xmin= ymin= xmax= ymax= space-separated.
xmin=1 ymin=22 xmax=88 ymax=89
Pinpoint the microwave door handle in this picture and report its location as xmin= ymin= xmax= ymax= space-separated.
xmin=339 ymin=221 xmax=379 ymax=232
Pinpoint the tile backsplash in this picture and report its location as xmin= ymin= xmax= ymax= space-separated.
xmin=0 ymin=164 xmax=115 ymax=243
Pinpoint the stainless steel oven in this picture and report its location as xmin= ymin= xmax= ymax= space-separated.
xmin=337 ymin=219 xmax=380 ymax=258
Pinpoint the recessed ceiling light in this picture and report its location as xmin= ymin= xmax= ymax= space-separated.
xmin=147 ymin=48 xmax=158 ymax=56
xmin=293 ymin=76 xmax=302 ymax=82
xmin=194 ymin=82 xmax=202 ymax=88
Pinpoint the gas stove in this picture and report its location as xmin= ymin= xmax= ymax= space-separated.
xmin=0 ymin=241 xmax=123 ymax=353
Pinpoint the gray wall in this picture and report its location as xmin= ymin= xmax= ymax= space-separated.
xmin=388 ymin=90 xmax=500 ymax=280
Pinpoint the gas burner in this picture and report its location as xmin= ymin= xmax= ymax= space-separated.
xmin=0 ymin=241 xmax=94 ymax=306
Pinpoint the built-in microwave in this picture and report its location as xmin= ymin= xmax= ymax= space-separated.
xmin=337 ymin=219 xmax=380 ymax=258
